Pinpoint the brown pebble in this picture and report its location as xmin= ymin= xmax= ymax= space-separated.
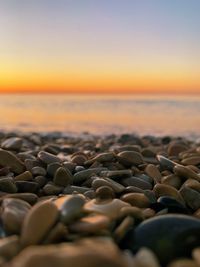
xmin=120 ymin=193 xmax=150 ymax=208
xmin=145 ymin=164 xmax=162 ymax=183
xmin=21 ymin=201 xmax=59 ymax=246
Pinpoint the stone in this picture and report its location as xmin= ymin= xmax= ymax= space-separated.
xmin=47 ymin=162 xmax=61 ymax=177
xmin=21 ymin=201 xmax=59 ymax=246
xmin=43 ymin=183 xmax=63 ymax=195
xmin=122 ymin=214 xmax=200 ymax=265
xmin=181 ymin=156 xmax=200 ymax=166
xmin=135 ymin=247 xmax=160 ymax=267
xmin=31 ymin=166 xmax=47 ymax=176
xmin=145 ymin=164 xmax=162 ymax=183
xmin=100 ymin=170 xmax=132 ymax=180
xmin=84 ymin=198 xmax=130 ymax=219
xmin=0 ymin=149 xmax=25 ymax=174
xmin=117 ymin=151 xmax=144 ymax=166
xmin=92 ymin=178 xmax=125 ymax=193
xmin=95 ymin=186 xmax=115 ymax=200
xmin=120 ymin=193 xmax=150 ymax=208
xmin=174 ymin=165 xmax=200 ymax=182
xmin=1 ymin=198 xmax=31 ymax=234
xmin=153 ymin=184 xmax=184 ymax=204
xmin=38 ymin=151 xmax=61 ymax=165
xmin=0 ymin=235 xmax=20 ymax=260
xmin=58 ymin=195 xmax=85 ymax=224
xmin=180 ymin=186 xmax=200 ymax=210
xmin=157 ymin=155 xmax=177 ymax=171
xmin=14 ymin=171 xmax=33 ymax=181
xmin=73 ymin=168 xmax=107 ymax=184
xmin=15 ymin=181 xmax=39 ymax=193
xmin=53 ymin=167 xmax=72 ymax=187
xmin=1 ymin=137 xmax=23 ymax=151
xmin=168 ymin=259 xmax=199 ymax=267
xmin=0 ymin=178 xmax=17 ymax=193
xmin=1 ymin=193 xmax=38 ymax=205
xmin=121 ymin=177 xmax=152 ymax=190
xmin=167 ymin=142 xmax=188 ymax=157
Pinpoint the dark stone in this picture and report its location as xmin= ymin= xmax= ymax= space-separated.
xmin=120 ymin=214 xmax=200 ymax=265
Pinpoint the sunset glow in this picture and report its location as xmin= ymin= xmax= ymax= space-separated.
xmin=0 ymin=0 xmax=200 ymax=94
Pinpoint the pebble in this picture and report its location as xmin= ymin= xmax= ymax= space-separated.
xmin=124 ymin=214 xmax=200 ymax=265
xmin=47 ymin=162 xmax=62 ymax=177
xmin=121 ymin=176 xmax=152 ymax=190
xmin=153 ymin=184 xmax=184 ymax=203
xmin=181 ymin=156 xmax=200 ymax=166
xmin=1 ymin=198 xmax=31 ymax=234
xmin=0 ymin=149 xmax=25 ymax=174
xmin=73 ymin=168 xmax=107 ymax=184
xmin=167 ymin=142 xmax=188 ymax=157
xmin=21 ymin=201 xmax=59 ymax=246
xmin=38 ymin=151 xmax=61 ymax=165
xmin=157 ymin=155 xmax=177 ymax=171
xmin=174 ymin=165 xmax=200 ymax=182
xmin=59 ymin=195 xmax=85 ymax=224
xmin=120 ymin=193 xmax=150 ymax=208
xmin=92 ymin=178 xmax=125 ymax=193
xmin=1 ymin=193 xmax=38 ymax=205
xmin=145 ymin=164 xmax=162 ymax=183
xmin=117 ymin=151 xmax=144 ymax=166
xmin=31 ymin=166 xmax=47 ymax=176
xmin=15 ymin=181 xmax=39 ymax=193
xmin=53 ymin=167 xmax=73 ymax=186
xmin=0 ymin=235 xmax=20 ymax=260
xmin=1 ymin=137 xmax=23 ymax=151
xmin=180 ymin=186 xmax=200 ymax=210
xmin=95 ymin=185 xmax=115 ymax=200
xmin=84 ymin=198 xmax=130 ymax=219
xmin=14 ymin=171 xmax=33 ymax=181
xmin=0 ymin=178 xmax=18 ymax=193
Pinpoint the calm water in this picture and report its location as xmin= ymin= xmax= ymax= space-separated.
xmin=0 ymin=94 xmax=200 ymax=137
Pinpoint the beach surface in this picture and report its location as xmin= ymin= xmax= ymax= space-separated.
xmin=0 ymin=131 xmax=200 ymax=267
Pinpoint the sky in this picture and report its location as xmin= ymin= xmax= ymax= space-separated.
xmin=0 ymin=0 xmax=200 ymax=94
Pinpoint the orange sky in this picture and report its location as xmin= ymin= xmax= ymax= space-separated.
xmin=0 ymin=1 xmax=200 ymax=94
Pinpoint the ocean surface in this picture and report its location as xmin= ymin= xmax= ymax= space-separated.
xmin=0 ymin=94 xmax=200 ymax=138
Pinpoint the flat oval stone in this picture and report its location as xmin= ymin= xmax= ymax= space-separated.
xmin=145 ymin=164 xmax=162 ymax=183
xmin=167 ymin=142 xmax=188 ymax=157
xmin=100 ymin=170 xmax=132 ymax=180
xmin=31 ymin=166 xmax=47 ymax=176
xmin=181 ymin=156 xmax=200 ymax=166
xmin=0 ymin=235 xmax=20 ymax=260
xmin=21 ymin=201 xmax=59 ymax=246
xmin=121 ymin=177 xmax=152 ymax=190
xmin=92 ymin=178 xmax=125 ymax=193
xmin=120 ymin=193 xmax=150 ymax=208
xmin=53 ymin=167 xmax=72 ymax=186
xmin=1 ymin=137 xmax=23 ymax=151
xmin=0 ymin=149 xmax=25 ymax=174
xmin=43 ymin=183 xmax=63 ymax=195
xmin=14 ymin=171 xmax=33 ymax=181
xmin=174 ymin=165 xmax=200 ymax=182
xmin=1 ymin=198 xmax=31 ymax=234
xmin=15 ymin=181 xmax=39 ymax=193
xmin=180 ymin=186 xmax=200 ymax=210
xmin=117 ymin=151 xmax=144 ymax=166
xmin=1 ymin=193 xmax=38 ymax=205
xmin=38 ymin=151 xmax=61 ymax=165
xmin=0 ymin=178 xmax=18 ymax=193
xmin=122 ymin=214 xmax=200 ymax=265
xmin=84 ymin=198 xmax=130 ymax=219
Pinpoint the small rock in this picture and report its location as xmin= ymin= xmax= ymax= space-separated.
xmin=1 ymin=137 xmax=23 ymax=151
xmin=53 ymin=167 xmax=72 ymax=187
xmin=21 ymin=201 xmax=59 ymax=246
xmin=0 ymin=149 xmax=25 ymax=174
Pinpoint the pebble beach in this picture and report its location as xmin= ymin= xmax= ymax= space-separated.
xmin=0 ymin=132 xmax=200 ymax=266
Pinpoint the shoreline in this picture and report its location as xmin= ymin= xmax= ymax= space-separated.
xmin=0 ymin=132 xmax=200 ymax=266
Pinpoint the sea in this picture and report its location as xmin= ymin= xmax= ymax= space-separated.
xmin=0 ymin=94 xmax=200 ymax=139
